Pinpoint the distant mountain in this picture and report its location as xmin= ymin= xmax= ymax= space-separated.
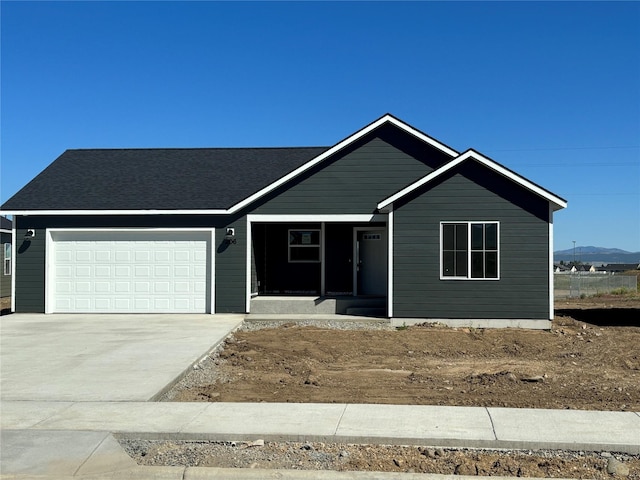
xmin=554 ymin=246 xmax=631 ymax=256
xmin=554 ymin=246 xmax=640 ymax=265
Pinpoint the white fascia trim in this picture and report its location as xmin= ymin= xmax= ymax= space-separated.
xmin=228 ymin=115 xmax=458 ymax=214
xmin=378 ymin=150 xmax=568 ymax=211
xmin=1 ymin=209 xmax=228 ymax=216
xmin=0 ymin=229 xmax=11 ymax=234
xmin=247 ymin=214 xmax=387 ymax=223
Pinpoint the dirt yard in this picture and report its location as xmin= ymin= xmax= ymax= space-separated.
xmin=166 ymin=294 xmax=640 ymax=411
xmin=0 ymin=296 xmax=10 ymax=315
xmin=145 ymin=294 xmax=640 ymax=477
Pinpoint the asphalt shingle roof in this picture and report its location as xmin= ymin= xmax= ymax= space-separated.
xmin=0 ymin=216 xmax=11 ymax=230
xmin=1 ymin=147 xmax=328 ymax=211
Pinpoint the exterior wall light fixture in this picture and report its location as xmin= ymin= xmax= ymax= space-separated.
xmin=224 ymin=228 xmax=236 ymax=244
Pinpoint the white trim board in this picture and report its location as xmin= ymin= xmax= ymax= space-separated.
xmin=387 ymin=208 xmax=394 ymax=318
xmin=378 ymin=149 xmax=567 ymax=211
xmin=11 ymin=226 xmax=16 ymax=312
xmin=548 ymin=204 xmax=554 ymax=321
xmin=247 ymin=214 xmax=387 ymax=223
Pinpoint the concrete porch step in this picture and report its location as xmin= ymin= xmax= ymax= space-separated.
xmin=244 ymin=313 xmax=391 ymax=324
xmin=345 ymin=307 xmax=387 ymax=317
xmin=250 ymin=296 xmax=386 ymax=315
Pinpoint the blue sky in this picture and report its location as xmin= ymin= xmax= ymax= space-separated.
xmin=1 ymin=1 xmax=639 ymax=252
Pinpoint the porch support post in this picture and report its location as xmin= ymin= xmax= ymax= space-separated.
xmin=548 ymin=203 xmax=554 ymax=321
xmin=388 ymin=208 xmax=394 ymax=318
xmin=320 ymin=222 xmax=326 ymax=296
xmin=246 ymin=217 xmax=252 ymax=313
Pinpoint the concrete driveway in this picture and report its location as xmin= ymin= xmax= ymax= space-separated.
xmin=0 ymin=313 xmax=243 ymax=401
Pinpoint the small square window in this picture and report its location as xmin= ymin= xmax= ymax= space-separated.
xmin=288 ymin=230 xmax=321 ymax=263
xmin=3 ymin=243 xmax=11 ymax=276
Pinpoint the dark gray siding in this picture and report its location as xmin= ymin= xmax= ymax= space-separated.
xmin=393 ymin=162 xmax=550 ymax=320
xmin=214 ymin=214 xmax=247 ymax=313
xmin=1 ymin=231 xmax=13 ymax=299
xmin=12 ymin=215 xmax=247 ymax=314
xmin=253 ymin=125 xmax=453 ymax=214
xmin=14 ymin=218 xmax=45 ymax=312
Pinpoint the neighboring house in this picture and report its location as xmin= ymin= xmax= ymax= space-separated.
xmin=0 ymin=114 xmax=567 ymax=328
xmin=599 ymin=263 xmax=640 ymax=273
xmin=554 ymin=264 xmax=570 ymax=273
xmin=574 ymin=265 xmax=596 ymax=273
xmin=0 ymin=216 xmax=12 ymax=304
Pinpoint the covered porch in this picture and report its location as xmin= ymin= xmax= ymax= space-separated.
xmin=247 ymin=215 xmax=390 ymax=316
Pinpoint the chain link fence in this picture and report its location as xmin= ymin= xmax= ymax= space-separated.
xmin=554 ymin=273 xmax=638 ymax=298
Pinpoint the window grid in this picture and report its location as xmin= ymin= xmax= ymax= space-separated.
xmin=441 ymin=222 xmax=499 ymax=280
xmin=288 ymin=229 xmax=321 ymax=263
xmin=3 ymin=243 xmax=11 ymax=276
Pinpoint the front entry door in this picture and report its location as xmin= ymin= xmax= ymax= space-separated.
xmin=355 ymin=229 xmax=387 ymax=295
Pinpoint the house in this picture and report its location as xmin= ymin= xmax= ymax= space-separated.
xmin=599 ymin=263 xmax=640 ymax=274
xmin=0 ymin=114 xmax=567 ymax=328
xmin=574 ymin=264 xmax=596 ymax=273
xmin=0 ymin=216 xmax=12 ymax=307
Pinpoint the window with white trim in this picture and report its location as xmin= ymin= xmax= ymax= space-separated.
xmin=288 ymin=229 xmax=321 ymax=263
xmin=441 ymin=222 xmax=499 ymax=279
xmin=3 ymin=243 xmax=11 ymax=276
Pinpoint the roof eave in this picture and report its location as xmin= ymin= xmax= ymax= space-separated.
xmin=0 ymin=209 xmax=229 ymax=216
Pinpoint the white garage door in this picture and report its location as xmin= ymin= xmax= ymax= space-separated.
xmin=50 ymin=230 xmax=212 ymax=313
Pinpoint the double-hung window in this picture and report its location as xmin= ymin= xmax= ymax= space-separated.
xmin=441 ymin=222 xmax=499 ymax=279
xmin=288 ymin=229 xmax=321 ymax=263
xmin=3 ymin=243 xmax=11 ymax=276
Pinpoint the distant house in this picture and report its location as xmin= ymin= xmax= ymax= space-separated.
xmin=0 ymin=114 xmax=567 ymax=328
xmin=599 ymin=263 xmax=640 ymax=273
xmin=0 ymin=216 xmax=12 ymax=305
xmin=578 ymin=265 xmax=596 ymax=273
xmin=554 ymin=263 xmax=570 ymax=273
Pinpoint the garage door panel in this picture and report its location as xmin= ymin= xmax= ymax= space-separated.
xmin=51 ymin=231 xmax=211 ymax=313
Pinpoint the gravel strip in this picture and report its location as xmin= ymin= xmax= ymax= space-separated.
xmin=117 ymin=438 xmax=639 ymax=478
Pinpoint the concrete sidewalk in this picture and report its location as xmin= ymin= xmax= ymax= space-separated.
xmin=2 ymin=401 xmax=639 ymax=478
xmin=3 ymin=401 xmax=639 ymax=452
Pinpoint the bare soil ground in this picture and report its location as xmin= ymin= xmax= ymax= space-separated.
xmin=167 ymin=295 xmax=640 ymax=411
xmin=138 ymin=294 xmax=640 ymax=477
xmin=0 ymin=296 xmax=11 ymax=315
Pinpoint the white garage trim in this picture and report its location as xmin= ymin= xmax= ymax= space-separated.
xmin=46 ymin=228 xmax=215 ymax=314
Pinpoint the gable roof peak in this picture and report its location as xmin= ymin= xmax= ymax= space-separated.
xmin=377 ymin=146 xmax=567 ymax=211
